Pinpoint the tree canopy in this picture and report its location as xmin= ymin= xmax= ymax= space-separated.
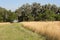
xmin=0 ymin=3 xmax=60 ymax=22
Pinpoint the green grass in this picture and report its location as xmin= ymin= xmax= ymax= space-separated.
xmin=0 ymin=23 xmax=46 ymax=40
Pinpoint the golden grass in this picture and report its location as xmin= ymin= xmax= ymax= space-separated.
xmin=21 ymin=21 xmax=60 ymax=40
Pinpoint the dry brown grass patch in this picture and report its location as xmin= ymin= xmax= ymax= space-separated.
xmin=21 ymin=21 xmax=60 ymax=40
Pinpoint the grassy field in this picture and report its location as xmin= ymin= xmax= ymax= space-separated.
xmin=0 ymin=23 xmax=45 ymax=40
xmin=21 ymin=21 xmax=60 ymax=40
xmin=0 ymin=21 xmax=60 ymax=40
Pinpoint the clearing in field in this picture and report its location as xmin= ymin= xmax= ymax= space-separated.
xmin=0 ymin=23 xmax=45 ymax=40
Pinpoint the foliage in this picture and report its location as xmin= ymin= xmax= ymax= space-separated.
xmin=0 ymin=3 xmax=60 ymax=22
xmin=16 ymin=3 xmax=60 ymax=21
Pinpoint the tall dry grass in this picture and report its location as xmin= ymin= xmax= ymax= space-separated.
xmin=21 ymin=21 xmax=60 ymax=40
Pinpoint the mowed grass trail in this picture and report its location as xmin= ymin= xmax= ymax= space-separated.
xmin=21 ymin=21 xmax=60 ymax=40
xmin=0 ymin=23 xmax=45 ymax=40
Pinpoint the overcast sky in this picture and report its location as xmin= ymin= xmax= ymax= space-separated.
xmin=0 ymin=0 xmax=60 ymax=11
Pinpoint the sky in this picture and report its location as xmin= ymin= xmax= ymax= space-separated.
xmin=0 ymin=0 xmax=60 ymax=11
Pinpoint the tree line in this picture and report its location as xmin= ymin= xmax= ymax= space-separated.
xmin=0 ymin=3 xmax=60 ymax=22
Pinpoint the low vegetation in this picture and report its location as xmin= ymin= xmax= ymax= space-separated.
xmin=21 ymin=21 xmax=60 ymax=40
xmin=0 ymin=23 xmax=45 ymax=40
